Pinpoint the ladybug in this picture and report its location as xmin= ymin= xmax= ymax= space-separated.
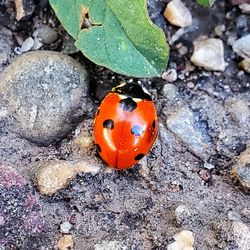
xmin=93 ymin=82 xmax=158 ymax=170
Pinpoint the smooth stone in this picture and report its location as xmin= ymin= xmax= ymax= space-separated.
xmin=58 ymin=235 xmax=74 ymax=250
xmin=164 ymin=0 xmax=192 ymax=28
xmin=33 ymin=25 xmax=58 ymax=44
xmin=233 ymin=34 xmax=250 ymax=59
xmin=239 ymin=4 xmax=250 ymax=13
xmin=191 ymin=37 xmax=226 ymax=71
xmin=35 ymin=160 xmax=101 ymax=196
xmin=162 ymin=69 xmax=177 ymax=82
xmin=0 ymin=51 xmax=90 ymax=145
xmin=166 ymin=106 xmax=215 ymax=161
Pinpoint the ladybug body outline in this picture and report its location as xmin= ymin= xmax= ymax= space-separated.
xmin=94 ymin=83 xmax=158 ymax=170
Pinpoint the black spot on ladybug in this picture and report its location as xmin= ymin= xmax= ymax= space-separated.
xmin=112 ymin=83 xmax=152 ymax=100
xmin=152 ymin=120 xmax=156 ymax=128
xmin=95 ymin=144 xmax=101 ymax=153
xmin=119 ymin=97 xmax=137 ymax=112
xmin=103 ymin=119 xmax=114 ymax=130
xmin=96 ymin=109 xmax=100 ymax=116
xmin=131 ymin=125 xmax=144 ymax=136
xmin=135 ymin=154 xmax=145 ymax=161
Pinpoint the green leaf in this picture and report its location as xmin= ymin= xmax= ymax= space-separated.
xmin=49 ymin=0 xmax=169 ymax=78
xmin=197 ymin=0 xmax=216 ymax=7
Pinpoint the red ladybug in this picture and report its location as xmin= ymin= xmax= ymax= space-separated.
xmin=93 ymin=83 xmax=158 ymax=170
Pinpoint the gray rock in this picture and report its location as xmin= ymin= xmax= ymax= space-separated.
xmin=0 ymin=51 xmax=90 ymax=146
xmin=233 ymin=34 xmax=250 ymax=59
xmin=166 ymin=106 xmax=215 ymax=161
xmin=162 ymin=69 xmax=177 ymax=82
xmin=34 ymin=25 xmax=58 ymax=44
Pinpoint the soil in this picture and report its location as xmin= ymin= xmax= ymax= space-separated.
xmin=0 ymin=0 xmax=250 ymax=249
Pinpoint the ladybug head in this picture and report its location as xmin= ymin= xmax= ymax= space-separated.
xmin=111 ymin=83 xmax=152 ymax=101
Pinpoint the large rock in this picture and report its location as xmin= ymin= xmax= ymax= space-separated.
xmin=0 ymin=165 xmax=45 ymax=248
xmin=0 ymin=51 xmax=91 ymax=146
xmin=191 ymin=37 xmax=226 ymax=71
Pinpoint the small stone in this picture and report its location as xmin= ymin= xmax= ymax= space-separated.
xmin=0 ymin=51 xmax=90 ymax=145
xmin=239 ymin=58 xmax=250 ymax=73
xmin=231 ymin=147 xmax=250 ymax=190
xmin=15 ymin=0 xmax=35 ymax=21
xmin=164 ymin=0 xmax=192 ymax=28
xmin=162 ymin=69 xmax=177 ymax=82
xmin=214 ymin=25 xmax=226 ymax=37
xmin=94 ymin=240 xmax=127 ymax=250
xmin=35 ymin=160 xmax=101 ymax=196
xmin=167 ymin=230 xmax=194 ymax=250
xmin=33 ymin=25 xmax=58 ymax=44
xmin=175 ymin=205 xmax=192 ymax=226
xmin=198 ymin=169 xmax=211 ymax=182
xmin=187 ymin=81 xmax=195 ymax=88
xmin=60 ymin=221 xmax=72 ymax=234
xmin=203 ymin=162 xmax=215 ymax=170
xmin=178 ymin=45 xmax=188 ymax=56
xmin=58 ymin=235 xmax=74 ymax=250
xmin=233 ymin=34 xmax=250 ymax=59
xmin=166 ymin=106 xmax=215 ymax=161
xmin=191 ymin=37 xmax=226 ymax=71
xmin=239 ymin=4 xmax=250 ymax=13
xmin=20 ymin=37 xmax=34 ymax=53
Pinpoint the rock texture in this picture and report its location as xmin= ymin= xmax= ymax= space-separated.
xmin=0 ymin=165 xmax=45 ymax=248
xmin=164 ymin=0 xmax=192 ymax=28
xmin=0 ymin=51 xmax=90 ymax=145
xmin=191 ymin=37 xmax=226 ymax=71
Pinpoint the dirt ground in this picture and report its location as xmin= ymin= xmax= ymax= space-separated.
xmin=0 ymin=0 xmax=250 ymax=249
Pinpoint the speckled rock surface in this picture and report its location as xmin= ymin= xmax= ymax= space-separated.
xmin=0 ymin=165 xmax=45 ymax=249
xmin=0 ymin=51 xmax=91 ymax=146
